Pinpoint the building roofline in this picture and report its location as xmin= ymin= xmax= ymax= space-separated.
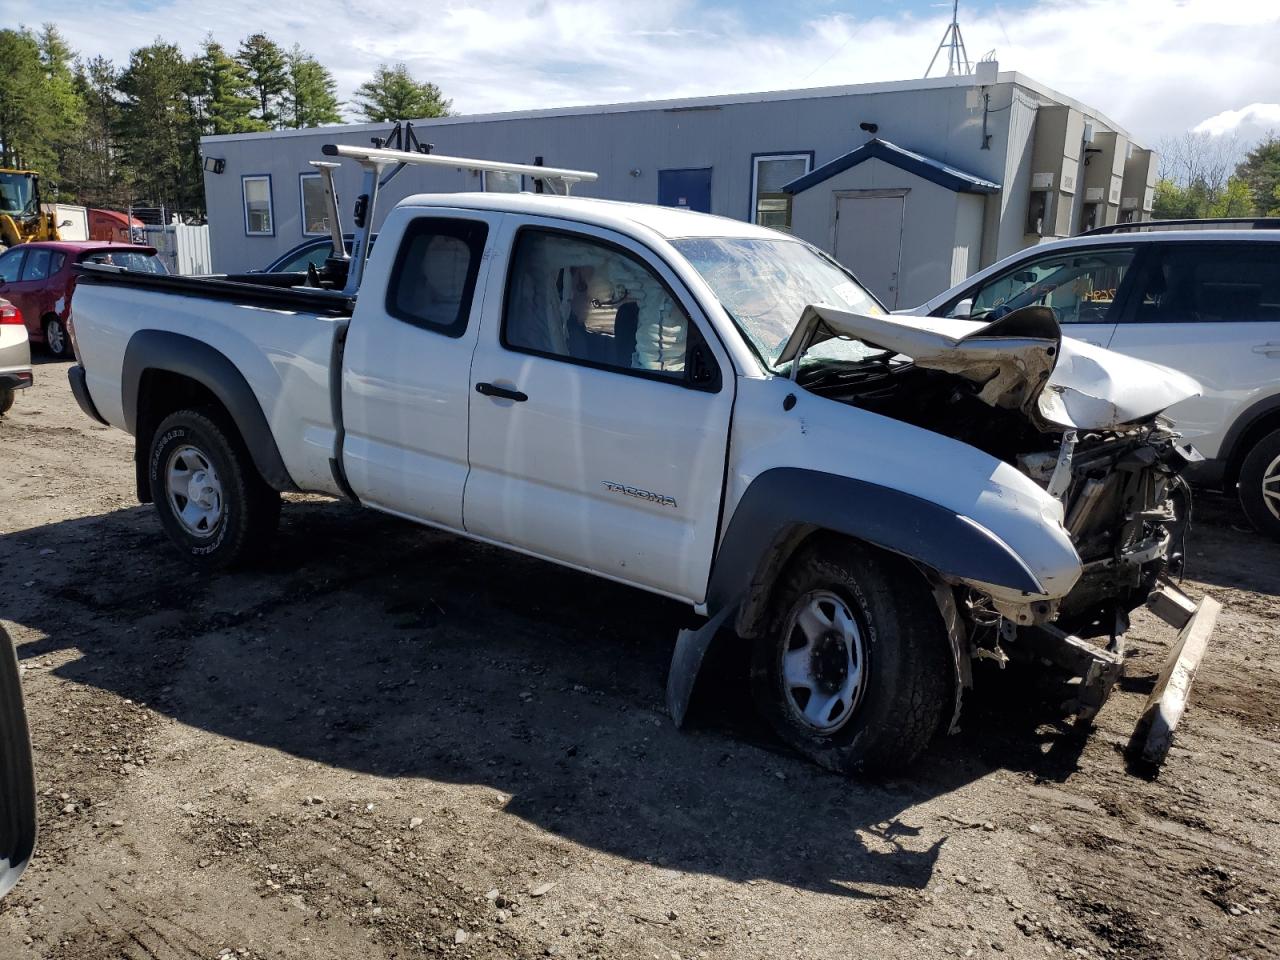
xmin=783 ymin=138 xmax=1001 ymax=195
xmin=202 ymin=70 xmax=1137 ymax=147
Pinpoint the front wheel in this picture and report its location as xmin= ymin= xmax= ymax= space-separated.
xmin=44 ymin=317 xmax=72 ymax=359
xmin=148 ymin=409 xmax=280 ymax=570
xmin=1238 ymin=428 xmax=1280 ymax=541
xmin=751 ymin=540 xmax=951 ymax=776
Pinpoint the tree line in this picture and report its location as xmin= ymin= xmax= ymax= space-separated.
xmin=1153 ymin=131 xmax=1280 ymax=219
xmin=0 ymin=24 xmax=453 ymax=218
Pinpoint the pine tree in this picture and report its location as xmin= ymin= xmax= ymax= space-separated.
xmin=36 ymin=24 xmax=86 ymax=200
xmin=71 ymin=56 xmax=126 ymax=208
xmin=194 ymin=37 xmax=263 ymax=136
xmin=0 ymin=28 xmax=56 ymax=171
xmin=353 ymin=63 xmax=452 ymax=122
xmin=236 ymin=34 xmax=289 ymax=128
xmin=116 ymin=41 xmax=201 ymax=214
xmin=284 ymin=46 xmax=342 ymax=128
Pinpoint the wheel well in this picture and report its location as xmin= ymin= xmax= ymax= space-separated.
xmin=734 ymin=527 xmax=936 ymax=639
xmin=133 ymin=369 xmax=227 ymax=502
xmin=1225 ymin=408 xmax=1280 ymax=490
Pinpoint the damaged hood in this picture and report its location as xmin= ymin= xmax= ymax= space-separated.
xmin=779 ymin=304 xmax=1201 ymax=431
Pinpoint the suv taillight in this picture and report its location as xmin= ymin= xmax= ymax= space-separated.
xmin=0 ymin=301 xmax=22 ymax=326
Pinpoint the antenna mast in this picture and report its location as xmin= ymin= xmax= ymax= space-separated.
xmin=924 ymin=0 xmax=972 ymax=78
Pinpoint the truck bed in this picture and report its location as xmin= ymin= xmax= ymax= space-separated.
xmin=71 ymin=264 xmax=352 ymax=497
xmin=74 ymin=263 xmax=355 ymax=317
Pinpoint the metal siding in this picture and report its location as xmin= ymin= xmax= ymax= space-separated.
xmin=201 ymin=81 xmax=1137 ymax=275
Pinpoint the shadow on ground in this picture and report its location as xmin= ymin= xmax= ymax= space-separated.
xmin=1 ymin=498 xmax=1110 ymax=899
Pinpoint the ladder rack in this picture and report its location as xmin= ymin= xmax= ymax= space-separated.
xmin=316 ymin=135 xmax=599 ymax=296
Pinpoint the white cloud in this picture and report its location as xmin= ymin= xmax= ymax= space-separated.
xmin=1193 ymin=102 xmax=1280 ymax=136
xmin=2 ymin=0 xmax=1278 ymax=144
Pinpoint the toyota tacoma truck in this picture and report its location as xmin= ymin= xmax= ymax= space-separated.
xmin=64 ymin=137 xmax=1219 ymax=775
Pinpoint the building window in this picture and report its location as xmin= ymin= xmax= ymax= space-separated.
xmin=299 ymin=173 xmax=330 ymax=236
xmin=242 ymin=175 xmax=274 ymax=236
xmin=751 ymin=153 xmax=812 ymax=231
xmin=483 ymin=170 xmax=524 ymax=193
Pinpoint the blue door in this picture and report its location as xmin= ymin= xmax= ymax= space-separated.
xmin=658 ymin=168 xmax=712 ymax=214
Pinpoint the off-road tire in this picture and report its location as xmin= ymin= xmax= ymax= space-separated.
xmin=149 ymin=408 xmax=281 ymax=571
xmin=751 ymin=539 xmax=951 ymax=776
xmin=1238 ymin=427 xmax=1280 ymax=541
xmin=0 ymin=387 xmax=13 ymax=417
xmin=44 ymin=317 xmax=72 ymax=359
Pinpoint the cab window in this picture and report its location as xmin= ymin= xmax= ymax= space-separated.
xmin=966 ymin=246 xmax=1136 ymax=324
xmin=502 ymin=228 xmax=697 ymax=381
xmin=385 ymin=218 xmax=488 ymax=337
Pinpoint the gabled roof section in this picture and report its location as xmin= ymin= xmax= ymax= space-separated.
xmin=783 ymin=139 xmax=1001 ymax=195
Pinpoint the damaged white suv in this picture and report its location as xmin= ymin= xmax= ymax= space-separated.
xmin=67 ymin=144 xmax=1217 ymax=774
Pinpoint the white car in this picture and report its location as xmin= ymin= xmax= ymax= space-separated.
xmin=65 ymin=146 xmax=1216 ymax=774
xmin=0 ymin=297 xmax=32 ymax=416
xmin=910 ymin=227 xmax=1280 ymax=539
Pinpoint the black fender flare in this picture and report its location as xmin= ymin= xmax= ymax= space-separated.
xmin=122 ymin=330 xmax=297 ymax=497
xmin=707 ymin=467 xmax=1045 ymax=638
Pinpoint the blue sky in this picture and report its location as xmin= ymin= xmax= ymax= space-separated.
xmin=3 ymin=0 xmax=1277 ymax=146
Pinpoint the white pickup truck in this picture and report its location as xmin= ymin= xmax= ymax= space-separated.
xmin=66 ymin=143 xmax=1218 ymax=774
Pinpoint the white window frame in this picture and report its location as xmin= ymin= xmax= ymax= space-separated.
xmin=242 ymin=174 xmax=274 ymax=237
xmin=750 ymin=152 xmax=813 ymax=227
xmin=482 ymin=169 xmax=525 ymax=194
xmin=298 ymin=172 xmax=329 ymax=237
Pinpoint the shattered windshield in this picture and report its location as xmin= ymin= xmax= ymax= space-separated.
xmin=0 ymin=172 xmax=35 ymax=216
xmin=671 ymin=237 xmax=885 ymax=370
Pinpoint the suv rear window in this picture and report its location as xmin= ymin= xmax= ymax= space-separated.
xmin=1132 ymin=243 xmax=1280 ymax=324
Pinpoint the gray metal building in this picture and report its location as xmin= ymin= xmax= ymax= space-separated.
xmin=199 ymin=66 xmax=1155 ymax=308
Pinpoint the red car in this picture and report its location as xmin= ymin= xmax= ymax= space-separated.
xmin=0 ymin=241 xmax=167 ymax=358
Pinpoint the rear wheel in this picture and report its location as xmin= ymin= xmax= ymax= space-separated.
xmin=44 ymin=317 xmax=71 ymax=359
xmin=0 ymin=387 xmax=13 ymax=417
xmin=148 ymin=408 xmax=280 ymax=570
xmin=751 ymin=539 xmax=951 ymax=776
xmin=1238 ymin=427 xmax=1280 ymax=541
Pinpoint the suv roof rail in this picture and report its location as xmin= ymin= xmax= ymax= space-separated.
xmin=1080 ymin=217 xmax=1280 ymax=236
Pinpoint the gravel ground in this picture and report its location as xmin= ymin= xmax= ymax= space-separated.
xmin=0 ymin=359 xmax=1277 ymax=960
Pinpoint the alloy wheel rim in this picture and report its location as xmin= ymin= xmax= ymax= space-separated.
xmin=165 ymin=444 xmax=224 ymax=538
xmin=780 ymin=589 xmax=867 ymax=732
xmin=1263 ymin=453 xmax=1280 ymax=521
xmin=47 ymin=321 xmax=65 ymax=355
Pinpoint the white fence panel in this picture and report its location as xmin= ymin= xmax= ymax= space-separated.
xmin=143 ymin=223 xmax=212 ymax=276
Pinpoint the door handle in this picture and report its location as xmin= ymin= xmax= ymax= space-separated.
xmin=475 ymin=381 xmax=528 ymax=402
xmin=1252 ymin=342 xmax=1280 ymax=358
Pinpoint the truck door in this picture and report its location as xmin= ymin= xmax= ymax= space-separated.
xmin=464 ymin=219 xmax=734 ymax=603
xmin=1107 ymin=241 xmax=1280 ymax=458
xmin=340 ymin=209 xmax=501 ymax=529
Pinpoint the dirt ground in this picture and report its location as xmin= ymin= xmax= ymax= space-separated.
xmin=1 ymin=359 xmax=1277 ymax=960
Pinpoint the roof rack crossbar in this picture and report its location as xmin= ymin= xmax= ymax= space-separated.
xmin=1081 ymin=217 xmax=1280 ymax=236
xmin=319 ymin=143 xmax=598 ymax=187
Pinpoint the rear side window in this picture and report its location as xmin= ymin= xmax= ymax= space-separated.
xmin=20 ymin=248 xmax=52 ymax=282
xmin=0 ymin=249 xmax=21 ymax=283
xmin=385 ymin=218 xmax=488 ymax=337
xmin=1130 ymin=243 xmax=1280 ymax=324
xmin=77 ymin=250 xmax=167 ymax=274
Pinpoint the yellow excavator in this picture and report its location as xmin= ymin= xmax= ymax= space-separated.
xmin=0 ymin=169 xmax=62 ymax=250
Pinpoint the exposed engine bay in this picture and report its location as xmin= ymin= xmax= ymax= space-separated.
xmin=796 ymin=352 xmax=1191 ymax=639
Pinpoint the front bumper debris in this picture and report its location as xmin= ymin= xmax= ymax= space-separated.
xmin=1127 ymin=583 xmax=1222 ymax=769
